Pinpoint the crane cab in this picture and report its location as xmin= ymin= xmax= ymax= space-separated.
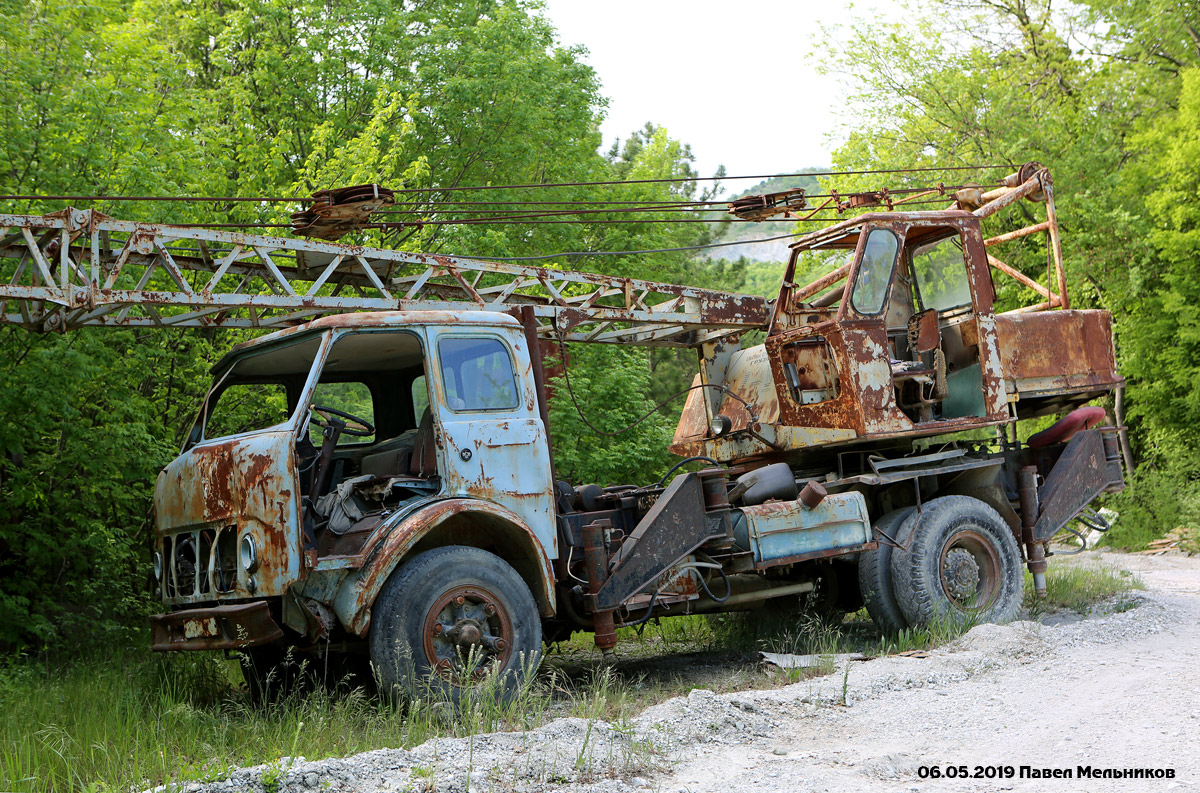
xmin=672 ymin=211 xmax=1122 ymax=464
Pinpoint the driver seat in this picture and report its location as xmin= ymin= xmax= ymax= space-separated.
xmin=357 ymin=407 xmax=437 ymax=479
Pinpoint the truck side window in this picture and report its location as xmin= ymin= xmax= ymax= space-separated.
xmin=309 ymin=381 xmax=375 ymax=444
xmin=851 ymin=229 xmax=901 ymax=315
xmin=206 ymin=382 xmax=289 ymax=439
xmin=438 ymin=337 xmax=519 ymax=411
xmin=912 ymin=232 xmax=972 ymax=312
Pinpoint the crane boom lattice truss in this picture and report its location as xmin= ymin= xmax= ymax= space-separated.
xmin=0 ymin=209 xmax=769 ymax=346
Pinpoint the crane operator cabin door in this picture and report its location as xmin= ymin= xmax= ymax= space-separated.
xmin=844 ymin=223 xmax=1006 ymax=433
xmin=429 ymin=331 xmax=556 ymax=554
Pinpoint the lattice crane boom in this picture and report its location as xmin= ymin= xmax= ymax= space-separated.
xmin=0 ymin=208 xmax=769 ymax=346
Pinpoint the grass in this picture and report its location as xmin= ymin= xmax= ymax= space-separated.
xmin=1023 ymin=559 xmax=1145 ymax=616
xmin=0 ymin=650 xmax=639 ymax=793
xmin=0 ymin=558 xmax=1144 ymax=792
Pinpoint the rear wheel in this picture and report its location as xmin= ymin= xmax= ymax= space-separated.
xmin=857 ymin=507 xmax=916 ymax=635
xmin=890 ymin=496 xmax=1023 ymax=628
xmin=369 ymin=546 xmax=542 ymax=702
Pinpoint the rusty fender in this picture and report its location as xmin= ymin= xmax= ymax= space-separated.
xmin=331 ymin=498 xmax=556 ymax=636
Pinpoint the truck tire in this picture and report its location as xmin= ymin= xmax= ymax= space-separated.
xmin=890 ymin=496 xmax=1023 ymax=628
xmin=369 ymin=545 xmax=542 ymax=702
xmin=857 ymin=507 xmax=916 ymax=635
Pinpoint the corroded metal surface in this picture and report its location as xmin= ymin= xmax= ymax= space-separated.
xmin=593 ymin=473 xmax=722 ymax=611
xmin=672 ymin=190 xmax=1114 ymax=464
xmin=421 ymin=585 xmax=514 ymax=684
xmin=424 ymin=324 xmax=558 ymax=558
xmin=1032 ymin=428 xmax=1126 ymax=541
xmin=154 ymin=430 xmax=302 ymax=604
xmin=149 ymin=601 xmax=283 ymax=651
xmin=994 ymin=310 xmax=1122 ymax=397
xmin=736 ymin=491 xmax=872 ymax=569
xmin=291 ymin=184 xmax=396 ymax=240
xmin=332 ymin=497 xmax=557 ymax=636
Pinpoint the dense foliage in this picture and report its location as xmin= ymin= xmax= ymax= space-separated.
xmin=817 ymin=0 xmax=1200 ymax=547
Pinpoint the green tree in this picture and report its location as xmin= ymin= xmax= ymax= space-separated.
xmin=547 ymin=343 xmax=677 ymax=486
xmin=0 ymin=0 xmax=736 ymax=648
xmin=1105 ymin=67 xmax=1200 ymax=544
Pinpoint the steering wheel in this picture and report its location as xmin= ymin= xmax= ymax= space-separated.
xmin=309 ymin=404 xmax=375 ymax=437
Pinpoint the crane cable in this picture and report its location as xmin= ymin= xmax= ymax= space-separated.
xmin=0 ymin=163 xmax=1010 ymax=204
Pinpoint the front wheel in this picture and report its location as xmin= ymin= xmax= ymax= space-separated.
xmin=890 ymin=496 xmax=1024 ymax=628
xmin=369 ymin=546 xmax=542 ymax=702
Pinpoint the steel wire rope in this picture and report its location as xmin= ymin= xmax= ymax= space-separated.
xmin=370 ymin=184 xmax=996 ymax=214
xmin=26 ymin=195 xmax=954 ymax=232
xmin=482 ymin=231 xmax=805 ymax=260
xmin=354 ymin=195 xmax=957 ymax=227
xmin=354 ymin=198 xmax=956 ymax=228
xmin=367 ymin=164 xmax=1010 ymax=193
xmin=0 ymin=164 xmax=1010 ymax=203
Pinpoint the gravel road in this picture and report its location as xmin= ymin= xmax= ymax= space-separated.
xmin=169 ymin=551 xmax=1199 ymax=793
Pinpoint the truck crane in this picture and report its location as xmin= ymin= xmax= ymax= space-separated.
xmin=0 ymin=163 xmax=1127 ymax=700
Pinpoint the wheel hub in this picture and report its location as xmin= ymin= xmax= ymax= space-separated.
xmin=942 ymin=547 xmax=981 ymax=603
xmin=422 ymin=586 xmax=513 ymax=684
xmin=451 ymin=622 xmax=483 ymax=646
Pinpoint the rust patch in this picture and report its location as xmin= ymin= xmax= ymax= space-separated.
xmin=995 ymin=310 xmax=1122 ymax=394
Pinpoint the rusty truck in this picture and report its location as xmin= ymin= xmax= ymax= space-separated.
xmin=0 ymin=163 xmax=1127 ymax=698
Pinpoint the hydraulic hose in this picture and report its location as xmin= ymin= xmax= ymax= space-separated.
xmin=656 ymin=456 xmax=721 ymax=487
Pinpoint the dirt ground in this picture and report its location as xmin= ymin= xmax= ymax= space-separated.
xmin=171 ymin=550 xmax=1200 ymax=793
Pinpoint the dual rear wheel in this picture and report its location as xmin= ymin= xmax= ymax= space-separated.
xmin=859 ymin=496 xmax=1024 ymax=633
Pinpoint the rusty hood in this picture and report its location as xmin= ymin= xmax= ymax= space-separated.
xmin=154 ymin=430 xmax=302 ymax=600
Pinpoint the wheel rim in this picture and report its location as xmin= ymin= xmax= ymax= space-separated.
xmin=938 ymin=529 xmax=1001 ymax=612
xmin=421 ymin=585 xmax=514 ymax=685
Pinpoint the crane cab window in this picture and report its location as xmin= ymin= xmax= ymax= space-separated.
xmin=912 ymin=233 xmax=972 ymax=313
xmin=438 ymin=337 xmax=519 ymax=412
xmin=851 ymin=229 xmax=901 ymax=315
xmin=891 ymin=227 xmax=987 ymax=423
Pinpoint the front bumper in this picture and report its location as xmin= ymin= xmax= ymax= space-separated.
xmin=150 ymin=601 xmax=283 ymax=652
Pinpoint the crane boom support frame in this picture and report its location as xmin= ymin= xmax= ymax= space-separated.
xmin=0 ymin=208 xmax=769 ymax=346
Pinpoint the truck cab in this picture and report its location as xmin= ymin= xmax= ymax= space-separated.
xmin=151 ymin=311 xmax=558 ymax=695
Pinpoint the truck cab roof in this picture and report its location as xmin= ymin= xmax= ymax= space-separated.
xmin=213 ymin=310 xmax=521 ymax=374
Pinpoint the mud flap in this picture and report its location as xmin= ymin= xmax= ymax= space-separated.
xmin=1033 ymin=429 xmax=1124 ymax=542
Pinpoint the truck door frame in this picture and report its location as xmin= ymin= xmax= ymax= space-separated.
xmin=837 ymin=216 xmax=1010 ymax=437
xmin=424 ymin=326 xmax=558 ymax=559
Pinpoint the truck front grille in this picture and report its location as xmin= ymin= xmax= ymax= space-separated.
xmin=163 ymin=526 xmax=238 ymax=599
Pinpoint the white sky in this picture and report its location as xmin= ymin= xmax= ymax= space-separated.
xmin=541 ymin=0 xmax=899 ymax=194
